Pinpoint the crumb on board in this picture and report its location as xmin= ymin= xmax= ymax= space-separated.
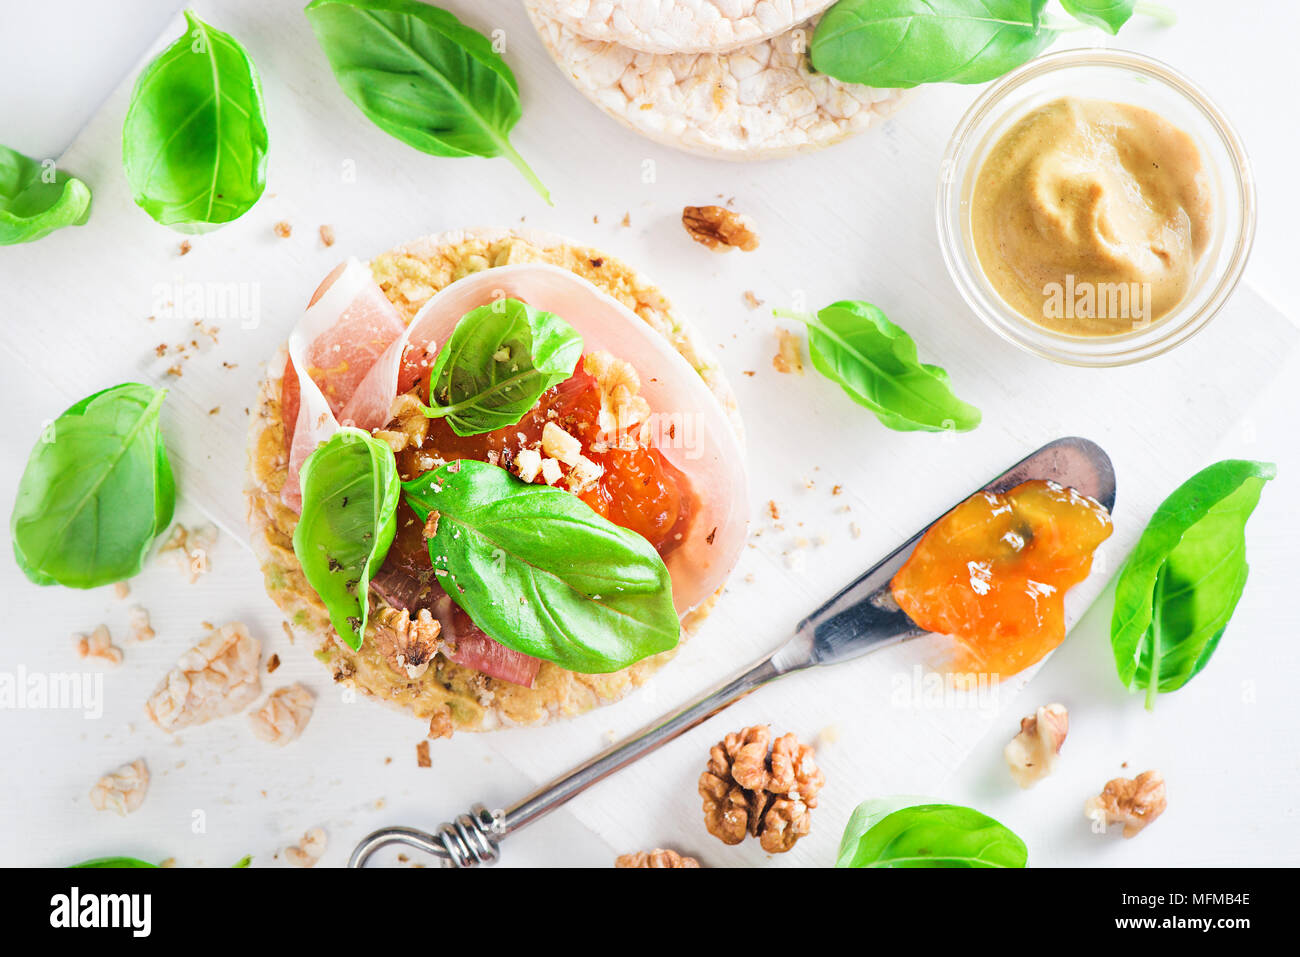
xmin=319 ymin=224 xmax=335 ymax=247
xmin=416 ymin=740 xmax=432 ymax=768
xmin=773 ymin=329 xmax=804 ymax=375
xmin=743 ymin=290 xmax=763 ymax=310
xmin=267 ymin=653 xmax=281 ymax=674
xmin=274 ymin=221 xmax=292 ymax=239
xmin=179 ymin=240 xmax=191 ymax=256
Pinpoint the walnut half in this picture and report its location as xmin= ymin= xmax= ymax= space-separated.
xmin=698 ymin=725 xmax=824 ymax=854
xmin=1085 ymin=770 xmax=1167 ymax=838
xmin=682 ymin=205 xmax=760 ymax=252
xmin=615 ymin=848 xmax=701 ymax=868
xmin=1004 ymin=703 xmax=1069 ymax=788
xmin=373 ymin=607 xmax=442 ymax=679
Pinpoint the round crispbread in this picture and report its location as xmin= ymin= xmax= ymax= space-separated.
xmin=529 ymin=0 xmax=837 ymax=54
xmin=245 ymin=227 xmax=743 ymax=734
xmin=525 ymin=3 xmax=907 ymax=159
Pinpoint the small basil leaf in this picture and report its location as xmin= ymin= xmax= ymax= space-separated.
xmin=305 ymin=0 xmax=550 ymax=202
xmin=403 ymin=460 xmax=678 ymax=673
xmin=11 ymin=383 xmax=174 ymax=589
xmin=293 ymin=428 xmax=400 ymax=651
xmin=122 ymin=10 xmax=269 ymax=231
xmin=1060 ymin=0 xmax=1135 ymax=33
xmin=0 ymin=144 xmax=92 ymax=245
xmin=810 ymin=0 xmax=1055 ymax=88
xmin=69 ymin=857 xmax=159 ymax=868
xmin=421 ymin=298 xmax=583 ymax=437
xmin=780 ymin=301 xmax=981 ymax=432
xmin=836 ymin=800 xmax=1028 ymax=868
xmin=1111 ymin=459 xmax=1275 ymax=709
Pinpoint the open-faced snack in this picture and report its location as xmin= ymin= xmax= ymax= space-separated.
xmin=246 ymin=228 xmax=747 ymax=733
xmin=532 ymin=0 xmax=837 ymax=54
xmin=525 ymin=3 xmax=905 ymax=158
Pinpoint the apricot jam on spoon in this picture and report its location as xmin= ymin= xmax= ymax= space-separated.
xmin=890 ymin=480 xmax=1113 ymax=680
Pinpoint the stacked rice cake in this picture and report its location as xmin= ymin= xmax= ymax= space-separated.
xmin=524 ymin=0 xmax=906 ymax=158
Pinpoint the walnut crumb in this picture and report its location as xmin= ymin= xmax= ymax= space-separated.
xmin=428 ymin=709 xmax=454 ymax=740
xmin=773 ymin=329 xmax=805 ymax=374
xmin=89 ymin=758 xmax=149 ymax=815
xmin=266 ymin=653 xmax=281 ymax=674
xmin=178 ymin=240 xmax=191 ymax=256
xmin=615 ymin=848 xmax=700 ymax=868
xmin=742 ymin=290 xmax=763 ymax=310
xmin=112 ymin=582 xmax=130 ymax=600
xmin=1086 ymin=770 xmax=1167 ymax=838
xmin=1004 ymin=703 xmax=1069 ymax=788
xmin=274 ymin=221 xmax=292 ymax=239
xmin=285 ymin=827 xmax=326 ymax=867
xmin=699 ymin=725 xmax=824 ymax=853
xmin=422 ymin=511 xmax=440 ymax=539
xmin=682 ymin=205 xmax=759 ymax=252
xmin=416 ymin=740 xmax=432 ymax=768
xmin=319 ymin=224 xmax=336 ymax=247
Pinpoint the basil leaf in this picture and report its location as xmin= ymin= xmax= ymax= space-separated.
xmin=293 ymin=428 xmax=400 ymax=651
xmin=1111 ymin=459 xmax=1276 ymax=709
xmin=305 ymin=0 xmax=550 ymax=202
xmin=69 ymin=857 xmax=159 ymax=869
xmin=0 ymin=144 xmax=92 ymax=245
xmin=1060 ymin=0 xmax=1135 ymax=33
xmin=11 ymin=383 xmax=175 ymax=589
xmin=422 ymin=299 xmax=583 ymax=436
xmin=403 ymin=460 xmax=678 ymax=673
xmin=810 ymin=0 xmax=1055 ymax=88
xmin=836 ymin=800 xmax=1027 ymax=868
xmin=122 ymin=10 xmax=269 ymax=231
xmin=779 ymin=301 xmax=981 ymax=432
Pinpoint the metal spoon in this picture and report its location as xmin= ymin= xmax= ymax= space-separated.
xmin=349 ymin=436 xmax=1116 ymax=867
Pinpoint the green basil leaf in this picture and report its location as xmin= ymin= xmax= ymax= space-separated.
xmin=0 ymin=144 xmax=92 ymax=245
xmin=836 ymin=800 xmax=1028 ymax=868
xmin=231 ymin=855 xmax=252 ymax=868
xmin=304 ymin=0 xmax=550 ymax=202
xmin=810 ymin=0 xmax=1055 ymax=88
xmin=293 ymin=428 xmax=400 ymax=651
xmin=402 ymin=460 xmax=678 ymax=673
xmin=1060 ymin=0 xmax=1135 ymax=33
xmin=11 ymin=383 xmax=175 ymax=589
xmin=69 ymin=857 xmax=159 ymax=868
xmin=122 ymin=10 xmax=269 ymax=231
xmin=1111 ymin=459 xmax=1276 ymax=709
xmin=422 ymin=298 xmax=583 ymax=436
xmin=779 ymin=301 xmax=981 ymax=432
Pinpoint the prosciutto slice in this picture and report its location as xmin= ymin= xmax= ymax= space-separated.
xmin=282 ymin=258 xmax=407 ymax=509
xmin=281 ymin=258 xmax=748 ymax=684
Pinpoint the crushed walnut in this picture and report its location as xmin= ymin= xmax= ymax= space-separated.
xmin=416 ymin=740 xmax=432 ymax=768
xmin=319 ymin=224 xmax=336 ymax=247
xmin=75 ymin=624 xmax=123 ymax=665
xmin=584 ymin=351 xmax=650 ymax=443
xmin=373 ymin=607 xmax=442 ymax=679
xmin=112 ymin=582 xmax=130 ymax=600
xmin=284 ymin=827 xmax=326 ymax=867
xmin=773 ymin=329 xmax=805 ymax=375
xmin=126 ymin=605 xmax=155 ymax=642
xmin=682 ymin=205 xmax=759 ymax=252
xmin=89 ymin=758 xmax=149 ymax=816
xmin=698 ymin=725 xmax=824 ymax=853
xmin=375 ymin=392 xmax=430 ymax=453
xmin=615 ymin=848 xmax=701 ymax=868
xmin=428 ymin=708 xmax=454 ymax=740
xmin=157 ymin=523 xmax=218 ymax=583
xmin=248 ymin=684 xmax=316 ymax=746
xmin=274 ymin=220 xmax=292 ymax=239
xmin=1004 ymin=703 xmax=1069 ymax=788
xmin=145 ymin=622 xmax=262 ymax=732
xmin=1085 ymin=770 xmax=1167 ymax=838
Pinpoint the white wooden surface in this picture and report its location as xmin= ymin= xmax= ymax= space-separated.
xmin=1 ymin=0 xmax=1298 ymax=868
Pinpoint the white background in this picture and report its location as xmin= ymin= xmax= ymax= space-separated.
xmin=1 ymin=0 xmax=1297 ymax=868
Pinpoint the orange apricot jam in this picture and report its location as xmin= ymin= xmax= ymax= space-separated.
xmin=890 ymin=480 xmax=1112 ymax=680
xmin=385 ymin=362 xmax=696 ymax=590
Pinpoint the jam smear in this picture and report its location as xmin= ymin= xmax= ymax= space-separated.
xmin=890 ymin=480 xmax=1113 ymax=680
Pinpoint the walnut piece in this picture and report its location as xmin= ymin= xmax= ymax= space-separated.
xmin=285 ymin=827 xmax=326 ymax=867
xmin=682 ymin=205 xmax=759 ymax=252
xmin=373 ymin=607 xmax=442 ymax=679
xmin=615 ymin=848 xmax=700 ymax=868
xmin=75 ymin=624 xmax=123 ymax=665
xmin=157 ymin=523 xmax=218 ymax=583
xmin=89 ymin=758 xmax=149 ymax=816
xmin=584 ymin=351 xmax=650 ymax=441
xmin=1085 ymin=770 xmax=1167 ymax=838
xmin=773 ymin=329 xmax=805 ymax=375
xmin=698 ymin=725 xmax=824 ymax=853
xmin=1004 ymin=703 xmax=1069 ymax=788
xmin=145 ymin=622 xmax=262 ymax=732
xmin=248 ymin=683 xmax=316 ymax=746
